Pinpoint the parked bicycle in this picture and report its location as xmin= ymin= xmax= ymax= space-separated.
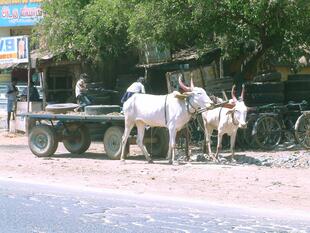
xmin=251 ymin=101 xmax=308 ymax=150
xmin=295 ymin=109 xmax=310 ymax=149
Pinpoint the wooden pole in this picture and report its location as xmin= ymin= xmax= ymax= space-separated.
xmin=27 ymin=36 xmax=31 ymax=113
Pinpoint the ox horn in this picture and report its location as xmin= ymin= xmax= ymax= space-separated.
xmin=178 ymin=76 xmax=191 ymax=92
xmin=240 ymin=84 xmax=245 ymax=100
xmin=190 ymin=78 xmax=195 ymax=89
xmin=231 ymin=84 xmax=237 ymax=102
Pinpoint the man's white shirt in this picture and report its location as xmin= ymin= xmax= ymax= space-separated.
xmin=127 ymin=82 xmax=145 ymax=93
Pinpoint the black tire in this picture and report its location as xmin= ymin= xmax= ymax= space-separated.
xmin=85 ymin=105 xmax=121 ymax=115
xmin=245 ymin=92 xmax=285 ymax=104
xmin=205 ymin=77 xmax=234 ymax=92
xmin=28 ymin=125 xmax=58 ymax=157
xmin=63 ymin=124 xmax=91 ymax=154
xmin=253 ymin=72 xmax=282 ymax=82
xmin=103 ymin=126 xmax=127 ymax=160
xmin=246 ymin=102 xmax=284 ymax=108
xmin=45 ymin=103 xmax=79 ymax=114
xmin=253 ymin=116 xmax=282 ymax=150
xmin=245 ymin=82 xmax=284 ymax=93
xmin=285 ymin=80 xmax=310 ymax=92
xmin=295 ymin=114 xmax=310 ymax=149
xmin=287 ymin=74 xmax=310 ymax=81
xmin=285 ymin=91 xmax=310 ymax=103
xmin=145 ymin=127 xmax=169 ymax=158
xmin=86 ymin=82 xmax=105 ymax=88
xmin=87 ymin=94 xmax=111 ymax=105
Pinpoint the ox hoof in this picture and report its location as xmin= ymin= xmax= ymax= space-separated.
xmin=229 ymin=157 xmax=237 ymax=163
xmin=168 ymin=160 xmax=173 ymax=165
xmin=148 ymin=159 xmax=154 ymax=164
xmin=173 ymin=161 xmax=180 ymax=166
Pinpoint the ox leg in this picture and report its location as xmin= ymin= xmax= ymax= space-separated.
xmin=168 ymin=128 xmax=177 ymax=165
xmin=205 ymin=129 xmax=213 ymax=157
xmin=230 ymin=132 xmax=237 ymax=162
xmin=215 ymin=133 xmax=223 ymax=162
xmin=136 ymin=121 xmax=153 ymax=163
xmin=120 ymin=122 xmax=134 ymax=161
xmin=166 ymin=147 xmax=171 ymax=161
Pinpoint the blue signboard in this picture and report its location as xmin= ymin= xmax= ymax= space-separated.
xmin=0 ymin=0 xmax=43 ymax=27
xmin=0 ymin=36 xmax=29 ymax=64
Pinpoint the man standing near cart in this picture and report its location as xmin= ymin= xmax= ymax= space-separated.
xmin=75 ymin=73 xmax=92 ymax=112
xmin=121 ymin=77 xmax=146 ymax=104
xmin=6 ymin=78 xmax=19 ymax=132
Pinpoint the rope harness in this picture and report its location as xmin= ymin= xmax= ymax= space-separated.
xmin=164 ymin=94 xmax=168 ymax=125
xmin=231 ymin=111 xmax=239 ymax=126
xmin=186 ymin=96 xmax=199 ymax=116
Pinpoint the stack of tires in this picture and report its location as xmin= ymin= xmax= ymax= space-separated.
xmin=205 ymin=77 xmax=234 ymax=98
xmin=245 ymin=72 xmax=284 ymax=107
xmin=284 ymin=74 xmax=310 ymax=104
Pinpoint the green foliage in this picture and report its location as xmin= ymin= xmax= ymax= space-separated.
xmin=128 ymin=0 xmax=310 ymax=69
xmin=35 ymin=0 xmax=310 ymax=69
xmin=35 ymin=0 xmax=131 ymax=62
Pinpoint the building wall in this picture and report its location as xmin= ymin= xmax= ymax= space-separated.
xmin=276 ymin=66 xmax=310 ymax=81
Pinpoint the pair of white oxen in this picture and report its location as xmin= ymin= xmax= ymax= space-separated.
xmin=119 ymin=77 xmax=247 ymax=164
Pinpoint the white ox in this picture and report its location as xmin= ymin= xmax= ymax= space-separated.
xmin=202 ymin=85 xmax=247 ymax=161
xmin=120 ymin=77 xmax=214 ymax=164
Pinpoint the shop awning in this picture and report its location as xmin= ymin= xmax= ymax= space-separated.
xmin=0 ymin=50 xmax=54 ymax=70
xmin=0 ymin=63 xmax=18 ymax=70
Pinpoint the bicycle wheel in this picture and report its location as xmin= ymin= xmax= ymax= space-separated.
xmin=240 ymin=115 xmax=258 ymax=149
xmin=295 ymin=114 xmax=310 ymax=149
xmin=253 ymin=116 xmax=282 ymax=150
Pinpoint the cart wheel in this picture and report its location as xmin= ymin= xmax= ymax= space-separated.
xmin=253 ymin=116 xmax=282 ymax=150
xmin=145 ymin=127 xmax=169 ymax=158
xmin=28 ymin=125 xmax=58 ymax=157
xmin=295 ymin=114 xmax=310 ymax=149
xmin=63 ymin=124 xmax=91 ymax=154
xmin=104 ymin=126 xmax=128 ymax=160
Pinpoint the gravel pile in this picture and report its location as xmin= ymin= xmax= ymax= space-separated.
xmin=253 ymin=152 xmax=310 ymax=168
xmin=181 ymin=145 xmax=310 ymax=168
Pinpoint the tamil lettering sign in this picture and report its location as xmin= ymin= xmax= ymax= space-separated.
xmin=0 ymin=0 xmax=43 ymax=27
xmin=0 ymin=36 xmax=29 ymax=64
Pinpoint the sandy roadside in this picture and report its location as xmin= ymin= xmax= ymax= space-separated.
xmin=0 ymin=131 xmax=310 ymax=214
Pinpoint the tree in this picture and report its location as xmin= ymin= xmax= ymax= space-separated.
xmin=128 ymin=0 xmax=310 ymax=79
xmin=35 ymin=0 xmax=310 ymax=79
xmin=34 ymin=0 xmax=132 ymax=63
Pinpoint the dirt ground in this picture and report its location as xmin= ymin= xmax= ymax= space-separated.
xmin=0 ymin=130 xmax=310 ymax=216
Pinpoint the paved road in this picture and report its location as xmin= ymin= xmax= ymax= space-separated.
xmin=0 ymin=179 xmax=309 ymax=233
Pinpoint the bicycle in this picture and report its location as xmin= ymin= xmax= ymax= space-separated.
xmin=251 ymin=101 xmax=307 ymax=150
xmin=294 ymin=107 xmax=310 ymax=149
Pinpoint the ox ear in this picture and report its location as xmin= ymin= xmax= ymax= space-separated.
xmin=182 ymin=91 xmax=193 ymax=96
xmin=226 ymin=108 xmax=236 ymax=115
xmin=173 ymin=91 xmax=188 ymax=99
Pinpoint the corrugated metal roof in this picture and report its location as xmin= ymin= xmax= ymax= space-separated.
xmin=137 ymin=48 xmax=221 ymax=68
